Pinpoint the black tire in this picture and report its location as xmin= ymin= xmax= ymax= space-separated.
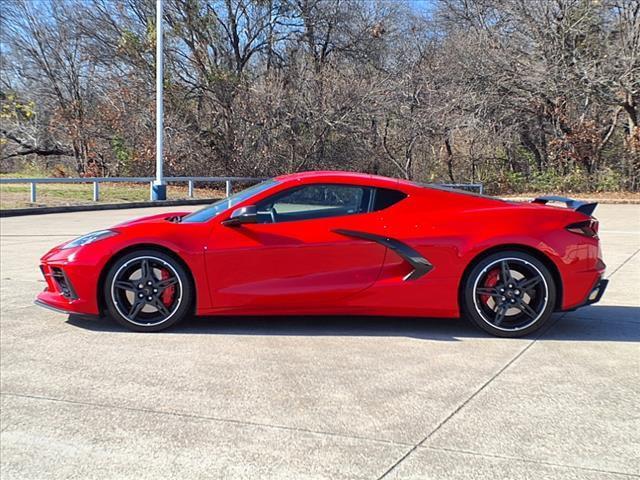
xmin=461 ymin=250 xmax=556 ymax=337
xmin=103 ymin=249 xmax=193 ymax=332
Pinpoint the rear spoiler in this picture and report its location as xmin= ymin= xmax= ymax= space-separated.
xmin=532 ymin=195 xmax=597 ymax=216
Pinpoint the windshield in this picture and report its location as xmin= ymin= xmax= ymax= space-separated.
xmin=181 ymin=179 xmax=279 ymax=223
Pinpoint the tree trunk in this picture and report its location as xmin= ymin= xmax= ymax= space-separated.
xmin=622 ymin=94 xmax=639 ymax=151
xmin=444 ymin=137 xmax=455 ymax=183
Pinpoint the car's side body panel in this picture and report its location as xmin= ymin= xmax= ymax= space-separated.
xmin=36 ymin=171 xmax=606 ymax=321
xmin=204 ymin=213 xmax=387 ymax=309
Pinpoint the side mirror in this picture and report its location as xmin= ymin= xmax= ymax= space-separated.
xmin=221 ymin=205 xmax=258 ymax=226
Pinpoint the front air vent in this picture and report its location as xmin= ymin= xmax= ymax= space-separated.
xmin=51 ymin=267 xmax=78 ymax=300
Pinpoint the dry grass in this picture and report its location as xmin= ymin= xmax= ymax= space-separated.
xmin=0 ymin=182 xmax=224 ymax=210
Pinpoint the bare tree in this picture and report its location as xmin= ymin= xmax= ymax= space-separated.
xmin=1 ymin=0 xmax=638 ymax=191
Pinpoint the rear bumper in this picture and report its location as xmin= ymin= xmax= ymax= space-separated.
xmin=557 ymin=239 xmax=606 ymax=310
xmin=582 ymin=278 xmax=609 ymax=306
xmin=565 ymin=277 xmax=609 ymax=311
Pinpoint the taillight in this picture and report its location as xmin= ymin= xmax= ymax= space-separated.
xmin=566 ymin=220 xmax=599 ymax=238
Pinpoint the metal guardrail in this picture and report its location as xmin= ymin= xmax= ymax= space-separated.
xmin=0 ymin=176 xmax=483 ymax=203
xmin=0 ymin=176 xmax=265 ymax=203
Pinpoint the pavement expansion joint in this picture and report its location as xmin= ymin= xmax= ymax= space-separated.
xmin=606 ymin=248 xmax=640 ymax=279
xmin=0 ymin=391 xmax=412 ymax=448
xmin=375 ymin=315 xmax=565 ymax=480
xmin=417 ymin=446 xmax=640 ymax=479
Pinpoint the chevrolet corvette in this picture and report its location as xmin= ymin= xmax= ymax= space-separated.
xmin=36 ymin=171 xmax=607 ymax=337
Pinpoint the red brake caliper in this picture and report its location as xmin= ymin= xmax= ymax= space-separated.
xmin=481 ymin=269 xmax=500 ymax=305
xmin=160 ymin=269 xmax=175 ymax=306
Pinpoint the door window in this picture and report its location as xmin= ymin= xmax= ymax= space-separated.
xmin=257 ymin=184 xmax=370 ymax=223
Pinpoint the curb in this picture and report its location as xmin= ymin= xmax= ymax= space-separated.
xmin=2 ymin=196 xmax=639 ymax=218
xmin=0 ymin=199 xmax=215 ymax=217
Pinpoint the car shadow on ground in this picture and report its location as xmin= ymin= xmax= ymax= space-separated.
xmin=66 ymin=305 xmax=640 ymax=342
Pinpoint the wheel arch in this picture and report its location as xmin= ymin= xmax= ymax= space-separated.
xmin=97 ymin=243 xmax=196 ymax=315
xmin=458 ymin=244 xmax=563 ymax=311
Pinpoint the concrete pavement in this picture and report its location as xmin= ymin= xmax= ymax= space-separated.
xmin=0 ymin=204 xmax=638 ymax=479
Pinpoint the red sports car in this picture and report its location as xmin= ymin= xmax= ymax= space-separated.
xmin=36 ymin=171 xmax=607 ymax=337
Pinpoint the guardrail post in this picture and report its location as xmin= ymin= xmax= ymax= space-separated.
xmin=30 ymin=182 xmax=36 ymax=203
xmin=188 ymin=180 xmax=194 ymax=198
xmin=93 ymin=181 xmax=100 ymax=202
xmin=225 ymin=180 xmax=232 ymax=197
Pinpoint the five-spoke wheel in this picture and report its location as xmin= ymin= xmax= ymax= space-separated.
xmin=104 ymin=250 xmax=193 ymax=332
xmin=463 ymin=251 xmax=556 ymax=337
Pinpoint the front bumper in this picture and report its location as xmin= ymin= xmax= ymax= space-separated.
xmin=36 ymin=283 xmax=98 ymax=315
xmin=34 ymin=298 xmax=77 ymax=316
xmin=36 ymin=258 xmax=102 ymax=315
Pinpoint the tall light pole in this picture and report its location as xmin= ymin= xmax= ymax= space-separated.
xmin=152 ymin=0 xmax=166 ymax=200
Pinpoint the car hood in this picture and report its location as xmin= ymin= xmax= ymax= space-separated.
xmin=114 ymin=211 xmax=191 ymax=229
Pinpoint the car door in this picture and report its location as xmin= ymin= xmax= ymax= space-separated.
xmin=205 ymin=183 xmax=387 ymax=310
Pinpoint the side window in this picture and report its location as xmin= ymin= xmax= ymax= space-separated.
xmin=372 ymin=188 xmax=407 ymax=211
xmin=257 ymin=184 xmax=370 ymax=223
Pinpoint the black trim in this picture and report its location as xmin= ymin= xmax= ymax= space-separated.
xmin=51 ymin=267 xmax=78 ymax=300
xmin=333 ymin=229 xmax=433 ymax=281
xmin=584 ymin=278 xmax=609 ymax=306
xmin=1 ymin=198 xmax=217 ymax=218
xmin=532 ymin=196 xmax=598 ymax=216
xmin=34 ymin=299 xmax=75 ymax=316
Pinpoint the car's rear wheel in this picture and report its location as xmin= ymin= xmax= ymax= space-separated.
xmin=103 ymin=249 xmax=193 ymax=332
xmin=462 ymin=250 xmax=556 ymax=337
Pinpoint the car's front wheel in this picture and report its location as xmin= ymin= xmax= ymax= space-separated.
xmin=103 ymin=249 xmax=193 ymax=332
xmin=462 ymin=250 xmax=557 ymax=337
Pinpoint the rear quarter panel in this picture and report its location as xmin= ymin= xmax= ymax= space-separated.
xmin=422 ymin=199 xmax=601 ymax=312
xmin=349 ymin=189 xmax=597 ymax=316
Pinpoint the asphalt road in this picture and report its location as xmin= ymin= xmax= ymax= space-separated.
xmin=1 ymin=204 xmax=638 ymax=480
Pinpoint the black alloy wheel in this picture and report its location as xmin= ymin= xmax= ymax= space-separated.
xmin=462 ymin=250 xmax=556 ymax=337
xmin=104 ymin=249 xmax=193 ymax=332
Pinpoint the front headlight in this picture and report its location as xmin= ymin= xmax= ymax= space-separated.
xmin=61 ymin=229 xmax=118 ymax=249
